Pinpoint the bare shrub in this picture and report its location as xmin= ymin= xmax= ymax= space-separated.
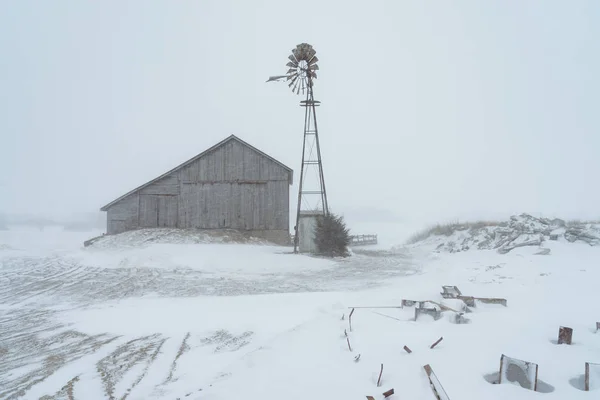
xmin=406 ymin=220 xmax=500 ymax=244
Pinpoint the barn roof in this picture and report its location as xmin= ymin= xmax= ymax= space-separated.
xmin=100 ymin=135 xmax=293 ymax=211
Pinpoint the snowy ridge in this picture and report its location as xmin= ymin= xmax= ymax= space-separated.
xmin=404 ymin=213 xmax=600 ymax=254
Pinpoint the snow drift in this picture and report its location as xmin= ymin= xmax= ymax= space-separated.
xmin=405 ymin=213 xmax=600 ymax=254
xmin=84 ymin=228 xmax=274 ymax=249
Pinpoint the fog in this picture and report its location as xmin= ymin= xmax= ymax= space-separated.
xmin=1 ymin=1 xmax=599 ymax=229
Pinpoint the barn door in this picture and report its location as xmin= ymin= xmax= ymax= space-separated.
xmin=140 ymin=195 xmax=178 ymax=228
xmin=139 ymin=195 xmax=159 ymax=227
xmin=157 ymin=196 xmax=178 ymax=227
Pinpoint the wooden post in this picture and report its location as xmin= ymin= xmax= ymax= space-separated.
xmin=347 ymin=337 xmax=352 ymax=352
xmin=377 ymin=364 xmax=384 ymax=387
xmin=349 ymin=308 xmax=355 ymax=332
xmin=382 ymin=388 xmax=395 ymax=397
xmin=403 ymin=345 xmax=412 ymax=354
xmin=596 ymin=322 xmax=600 ymax=332
xmin=585 ymin=362 xmax=590 ymax=391
xmin=498 ymin=354 xmax=505 ymax=384
xmin=430 ymin=337 xmax=444 ymax=349
xmin=558 ymin=326 xmax=573 ymax=345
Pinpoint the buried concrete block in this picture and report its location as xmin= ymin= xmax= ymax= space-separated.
xmin=423 ymin=364 xmax=451 ymax=399
xmin=585 ymin=362 xmax=600 ymax=391
xmin=558 ymin=326 xmax=573 ymax=345
xmin=402 ymin=299 xmax=460 ymax=322
xmin=415 ymin=307 xmax=442 ymax=321
xmin=457 ymin=296 xmax=476 ymax=307
xmin=440 ymin=285 xmax=462 ymax=299
xmin=450 ymin=312 xmax=470 ymax=324
xmin=401 ymin=299 xmax=419 ymax=308
xmin=499 ymin=354 xmax=538 ymax=391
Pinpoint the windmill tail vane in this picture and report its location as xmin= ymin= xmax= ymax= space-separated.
xmin=266 ymin=75 xmax=287 ymax=83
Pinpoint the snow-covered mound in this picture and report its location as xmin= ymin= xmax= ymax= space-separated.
xmin=84 ymin=228 xmax=275 ymax=249
xmin=405 ymin=213 xmax=600 ymax=254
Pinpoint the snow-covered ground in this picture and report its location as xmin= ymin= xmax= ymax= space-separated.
xmin=1 ymin=225 xmax=599 ymax=399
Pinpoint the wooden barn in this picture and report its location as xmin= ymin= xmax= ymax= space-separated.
xmin=100 ymin=135 xmax=293 ymax=245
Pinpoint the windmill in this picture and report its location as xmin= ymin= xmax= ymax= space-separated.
xmin=267 ymin=43 xmax=329 ymax=253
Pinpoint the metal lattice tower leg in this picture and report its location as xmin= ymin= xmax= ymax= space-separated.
xmin=293 ymin=83 xmax=328 ymax=253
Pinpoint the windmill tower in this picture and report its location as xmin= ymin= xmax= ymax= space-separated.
xmin=267 ymin=43 xmax=329 ymax=253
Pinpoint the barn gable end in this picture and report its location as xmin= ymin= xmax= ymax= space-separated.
xmin=100 ymin=135 xmax=293 ymax=244
xmin=106 ymin=193 xmax=139 ymax=234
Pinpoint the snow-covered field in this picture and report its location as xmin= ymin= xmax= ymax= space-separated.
xmin=1 ymin=225 xmax=599 ymax=399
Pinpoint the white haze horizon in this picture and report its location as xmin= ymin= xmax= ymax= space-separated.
xmin=2 ymin=1 xmax=599 ymax=229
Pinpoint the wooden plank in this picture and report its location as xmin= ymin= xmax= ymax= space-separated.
xmin=423 ymin=364 xmax=450 ymax=400
xmin=475 ymin=297 xmax=507 ymax=306
xmin=498 ymin=354 xmax=538 ymax=391
xmin=558 ymin=326 xmax=573 ymax=345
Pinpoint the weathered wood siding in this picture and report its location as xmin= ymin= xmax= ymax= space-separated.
xmin=106 ymin=194 xmax=139 ymax=234
xmin=104 ymin=137 xmax=290 ymax=241
xmin=138 ymin=173 xmax=180 ymax=228
xmin=139 ymin=174 xmax=179 ymax=195
xmin=177 ymin=140 xmax=289 ymax=231
xmin=179 ymin=140 xmax=290 ymax=183
xmin=139 ymin=194 xmax=178 ymax=228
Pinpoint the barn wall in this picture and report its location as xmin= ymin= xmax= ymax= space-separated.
xmin=264 ymin=180 xmax=289 ymax=230
xmin=139 ymin=173 xmax=179 ymax=195
xmin=178 ymin=139 xmax=290 ymax=233
xmin=105 ymin=138 xmax=291 ymax=244
xmin=179 ymin=140 xmax=290 ymax=183
xmin=106 ymin=193 xmax=139 ymax=234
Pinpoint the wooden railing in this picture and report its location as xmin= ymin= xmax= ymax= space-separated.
xmin=349 ymin=234 xmax=378 ymax=246
xmin=288 ymin=233 xmax=379 ymax=247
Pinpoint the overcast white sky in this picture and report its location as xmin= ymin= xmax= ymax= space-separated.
xmin=1 ymin=0 xmax=598 ymax=225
